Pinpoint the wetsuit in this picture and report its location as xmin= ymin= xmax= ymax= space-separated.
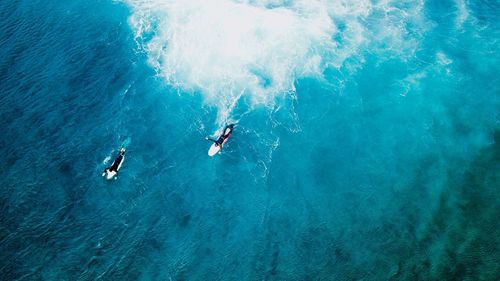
xmin=104 ymin=149 xmax=125 ymax=174
xmin=208 ymin=124 xmax=234 ymax=146
xmin=110 ymin=151 xmax=124 ymax=172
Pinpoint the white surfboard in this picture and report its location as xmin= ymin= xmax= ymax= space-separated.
xmin=116 ymin=154 xmax=125 ymax=171
xmin=208 ymin=143 xmax=220 ymax=156
xmin=105 ymin=171 xmax=117 ymax=180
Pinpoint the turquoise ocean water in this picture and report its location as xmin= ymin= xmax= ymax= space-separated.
xmin=0 ymin=0 xmax=499 ymax=280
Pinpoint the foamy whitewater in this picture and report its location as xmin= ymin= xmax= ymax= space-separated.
xmin=0 ymin=0 xmax=498 ymax=280
xmin=127 ymin=0 xmax=426 ymax=121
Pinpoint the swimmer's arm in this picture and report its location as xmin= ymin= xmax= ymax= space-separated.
xmin=205 ymin=137 xmax=217 ymax=143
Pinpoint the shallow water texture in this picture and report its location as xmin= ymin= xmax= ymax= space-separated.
xmin=1 ymin=0 xmax=499 ymax=280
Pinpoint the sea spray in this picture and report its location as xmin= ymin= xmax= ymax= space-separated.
xmin=125 ymin=0 xmax=427 ymax=123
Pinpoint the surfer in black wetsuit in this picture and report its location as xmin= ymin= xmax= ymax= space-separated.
xmin=206 ymin=124 xmax=234 ymax=147
xmin=102 ymin=148 xmax=125 ymax=179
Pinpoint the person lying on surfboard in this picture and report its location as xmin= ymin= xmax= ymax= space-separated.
xmin=102 ymin=148 xmax=125 ymax=180
xmin=206 ymin=124 xmax=234 ymax=150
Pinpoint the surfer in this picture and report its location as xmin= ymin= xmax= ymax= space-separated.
xmin=206 ymin=124 xmax=234 ymax=147
xmin=102 ymin=148 xmax=125 ymax=180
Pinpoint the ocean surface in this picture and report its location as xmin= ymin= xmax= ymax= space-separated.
xmin=0 ymin=0 xmax=499 ymax=280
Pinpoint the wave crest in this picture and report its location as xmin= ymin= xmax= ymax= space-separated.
xmin=126 ymin=0 xmax=426 ymax=121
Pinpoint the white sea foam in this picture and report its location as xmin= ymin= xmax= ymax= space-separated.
xmin=125 ymin=0 xmax=426 ymax=122
xmin=103 ymin=156 xmax=112 ymax=164
xmin=436 ymin=51 xmax=453 ymax=66
xmin=455 ymin=0 xmax=469 ymax=28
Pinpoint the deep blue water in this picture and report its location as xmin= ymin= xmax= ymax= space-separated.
xmin=0 ymin=0 xmax=499 ymax=280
